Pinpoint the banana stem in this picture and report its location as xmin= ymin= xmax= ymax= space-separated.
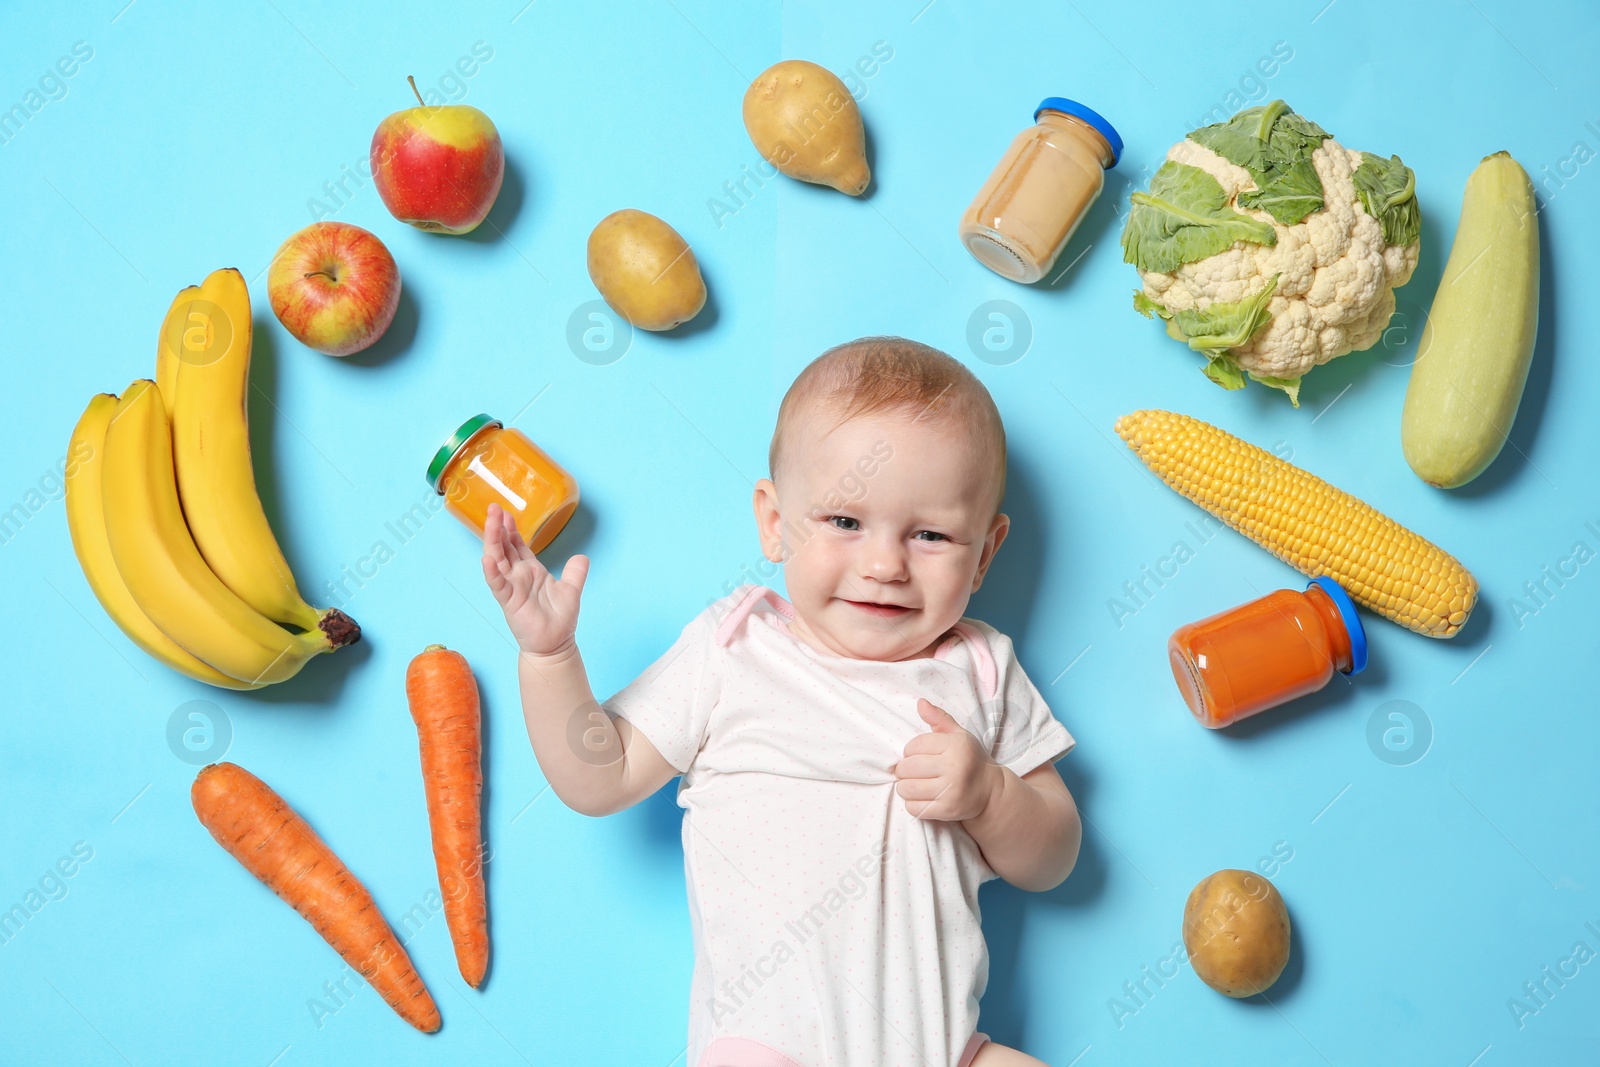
xmin=317 ymin=608 xmax=362 ymax=648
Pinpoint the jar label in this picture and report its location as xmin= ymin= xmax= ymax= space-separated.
xmin=466 ymin=454 xmax=527 ymax=510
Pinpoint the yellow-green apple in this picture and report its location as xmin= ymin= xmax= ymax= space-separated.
xmin=371 ymin=77 xmax=504 ymax=234
xmin=267 ymin=222 xmax=401 ymax=357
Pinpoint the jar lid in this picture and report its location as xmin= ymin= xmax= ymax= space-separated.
xmin=1034 ymin=97 xmax=1122 ymax=167
xmin=1308 ymin=577 xmax=1368 ymax=675
xmin=426 ymin=413 xmax=501 ymax=492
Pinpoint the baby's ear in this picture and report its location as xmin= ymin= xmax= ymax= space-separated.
xmin=752 ymin=478 xmax=787 ymax=562
xmin=972 ymin=512 xmax=1011 ymax=589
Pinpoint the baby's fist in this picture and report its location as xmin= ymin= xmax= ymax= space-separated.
xmin=893 ymin=699 xmax=1002 ymax=822
xmin=481 ymin=503 xmax=588 ymax=657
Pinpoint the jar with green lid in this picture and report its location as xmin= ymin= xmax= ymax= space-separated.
xmin=426 ymin=414 xmax=579 ymax=552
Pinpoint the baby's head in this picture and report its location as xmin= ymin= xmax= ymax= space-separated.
xmin=753 ymin=336 xmax=1010 ymax=662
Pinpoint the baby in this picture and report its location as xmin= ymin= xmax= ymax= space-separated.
xmin=482 ymin=337 xmax=1080 ymax=1067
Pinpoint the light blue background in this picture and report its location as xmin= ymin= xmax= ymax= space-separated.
xmin=2 ymin=1 xmax=1595 ymax=1063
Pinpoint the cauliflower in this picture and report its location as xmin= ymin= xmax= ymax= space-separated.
xmin=1121 ymin=101 xmax=1420 ymax=406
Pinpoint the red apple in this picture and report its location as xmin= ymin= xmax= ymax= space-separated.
xmin=371 ymin=76 xmax=504 ymax=235
xmin=267 ymin=222 xmax=401 ymax=357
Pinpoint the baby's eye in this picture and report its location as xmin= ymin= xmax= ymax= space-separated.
xmin=914 ymin=530 xmax=949 ymax=542
xmin=827 ymin=515 xmax=860 ymax=531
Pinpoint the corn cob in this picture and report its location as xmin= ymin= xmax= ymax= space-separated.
xmin=1114 ymin=409 xmax=1477 ymax=638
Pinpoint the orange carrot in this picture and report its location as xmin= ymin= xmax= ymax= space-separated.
xmin=406 ymin=644 xmax=489 ymax=988
xmin=191 ymin=762 xmax=441 ymax=1033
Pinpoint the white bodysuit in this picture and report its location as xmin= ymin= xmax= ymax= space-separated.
xmin=602 ymin=585 xmax=1075 ymax=1067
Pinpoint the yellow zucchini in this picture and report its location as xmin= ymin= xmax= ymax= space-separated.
xmin=1401 ymin=151 xmax=1539 ymax=488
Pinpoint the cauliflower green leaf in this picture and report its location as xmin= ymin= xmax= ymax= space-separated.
xmin=1187 ymin=100 xmax=1288 ymax=170
xmin=1120 ymin=162 xmax=1277 ymax=273
xmin=1246 ymin=372 xmax=1303 ymax=407
xmin=1268 ymin=110 xmax=1333 ymax=154
xmin=1135 ymin=278 xmax=1298 ymax=402
xmin=1353 ymin=152 xmax=1421 ymax=246
xmin=1238 ymin=164 xmax=1324 ymax=225
xmin=1168 ymin=274 xmax=1280 ymax=352
xmin=1203 ymin=356 xmax=1247 ymax=390
xmin=1190 ymin=100 xmax=1331 ymax=225
xmin=1132 ymin=289 xmax=1167 ymax=318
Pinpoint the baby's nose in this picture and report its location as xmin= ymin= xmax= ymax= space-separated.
xmin=859 ymin=533 xmax=909 ymax=581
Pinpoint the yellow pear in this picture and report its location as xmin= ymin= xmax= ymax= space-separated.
xmin=742 ymin=60 xmax=870 ymax=196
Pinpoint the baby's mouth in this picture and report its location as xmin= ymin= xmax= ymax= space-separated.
xmin=840 ymin=598 xmax=915 ymax=617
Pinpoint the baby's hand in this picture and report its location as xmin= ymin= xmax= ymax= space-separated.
xmin=481 ymin=503 xmax=589 ymax=657
xmin=893 ymin=699 xmax=1003 ymax=822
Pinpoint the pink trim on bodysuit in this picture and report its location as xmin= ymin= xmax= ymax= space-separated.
xmin=957 ymin=1031 xmax=991 ymax=1067
xmin=698 ymin=1036 xmax=806 ymax=1067
xmin=713 ymin=585 xmax=796 ymax=647
xmin=934 ymin=622 xmax=997 ymax=700
xmin=714 ymin=586 xmax=997 ymax=701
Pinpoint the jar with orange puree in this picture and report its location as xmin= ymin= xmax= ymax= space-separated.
xmin=427 ymin=414 xmax=579 ymax=552
xmin=1168 ymin=578 xmax=1369 ymax=729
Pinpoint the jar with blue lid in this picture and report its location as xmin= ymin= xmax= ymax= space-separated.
xmin=959 ymin=97 xmax=1123 ymax=284
xmin=1168 ymin=577 xmax=1370 ymax=729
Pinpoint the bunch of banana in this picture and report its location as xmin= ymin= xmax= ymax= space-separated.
xmin=66 ymin=269 xmax=359 ymax=689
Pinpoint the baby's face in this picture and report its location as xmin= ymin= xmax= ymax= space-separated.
xmin=753 ymin=408 xmax=1009 ymax=662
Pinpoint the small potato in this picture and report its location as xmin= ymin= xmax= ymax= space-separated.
xmin=586 ymin=209 xmax=706 ymax=332
xmin=743 ymin=59 xmax=870 ymax=196
xmin=1182 ymin=869 xmax=1291 ymax=997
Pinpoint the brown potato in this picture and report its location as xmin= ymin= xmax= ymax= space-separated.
xmin=586 ymin=209 xmax=706 ymax=332
xmin=1182 ymin=869 xmax=1291 ymax=997
xmin=742 ymin=60 xmax=870 ymax=196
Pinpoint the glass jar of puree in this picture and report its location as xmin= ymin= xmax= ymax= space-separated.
xmin=959 ymin=97 xmax=1122 ymax=283
xmin=427 ymin=414 xmax=579 ymax=553
xmin=1168 ymin=577 xmax=1369 ymax=729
